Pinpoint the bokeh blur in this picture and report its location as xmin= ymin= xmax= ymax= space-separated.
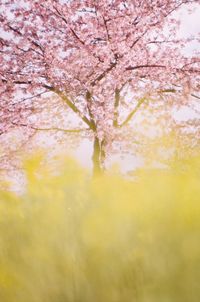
xmin=0 ymin=155 xmax=199 ymax=302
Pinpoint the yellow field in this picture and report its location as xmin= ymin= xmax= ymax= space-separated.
xmin=0 ymin=157 xmax=199 ymax=302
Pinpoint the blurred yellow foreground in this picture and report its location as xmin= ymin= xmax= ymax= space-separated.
xmin=0 ymin=157 xmax=200 ymax=302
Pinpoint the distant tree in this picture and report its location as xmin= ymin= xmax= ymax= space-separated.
xmin=0 ymin=0 xmax=199 ymax=175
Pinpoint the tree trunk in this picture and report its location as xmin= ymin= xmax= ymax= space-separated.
xmin=92 ymin=136 xmax=103 ymax=177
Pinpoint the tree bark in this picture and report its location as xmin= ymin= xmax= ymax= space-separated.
xmin=92 ymin=136 xmax=103 ymax=177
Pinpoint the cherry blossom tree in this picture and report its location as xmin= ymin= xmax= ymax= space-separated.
xmin=0 ymin=0 xmax=199 ymax=175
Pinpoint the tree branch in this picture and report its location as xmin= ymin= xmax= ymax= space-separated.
xmin=126 ymin=64 xmax=166 ymax=71
xmin=119 ymin=97 xmax=146 ymax=127
xmin=191 ymin=93 xmax=200 ymax=100
xmin=86 ymin=91 xmax=97 ymax=130
xmin=1 ymin=78 xmax=32 ymax=85
xmin=113 ymin=89 xmax=120 ymax=127
xmin=11 ymin=122 xmax=89 ymax=133
xmin=1 ymin=78 xmax=94 ymax=130
xmin=119 ymin=86 xmax=198 ymax=128
xmin=91 ymin=59 xmax=118 ymax=86
xmin=51 ymin=89 xmax=95 ymax=130
xmin=7 ymin=24 xmax=44 ymax=55
xmin=51 ymin=4 xmax=85 ymax=45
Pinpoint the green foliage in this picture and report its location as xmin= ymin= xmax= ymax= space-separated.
xmin=0 ymin=156 xmax=200 ymax=302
